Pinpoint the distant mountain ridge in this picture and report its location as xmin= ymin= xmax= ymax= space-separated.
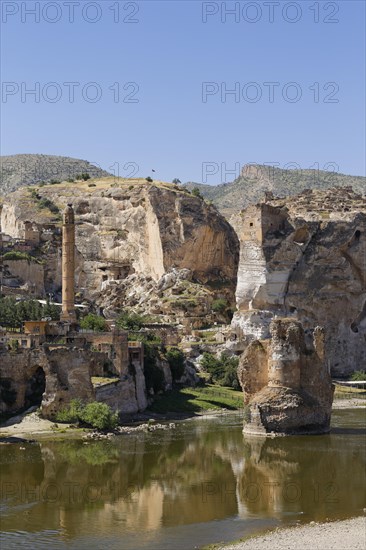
xmin=184 ymin=164 xmax=366 ymax=217
xmin=0 ymin=154 xmax=111 ymax=194
xmin=1 ymin=155 xmax=365 ymax=217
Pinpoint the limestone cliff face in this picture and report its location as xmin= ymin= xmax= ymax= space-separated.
xmin=231 ymin=188 xmax=366 ymax=376
xmin=0 ymin=179 xmax=239 ymax=317
xmin=238 ymin=319 xmax=334 ymax=435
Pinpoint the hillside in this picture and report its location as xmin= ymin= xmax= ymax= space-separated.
xmin=185 ymin=164 xmax=366 ymax=218
xmin=0 ymin=154 xmax=111 ymax=194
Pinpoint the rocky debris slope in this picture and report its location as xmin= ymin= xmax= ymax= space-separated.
xmin=231 ymin=187 xmax=366 ymax=377
xmin=0 ymin=178 xmax=239 ymax=320
xmin=185 ymin=164 xmax=366 ymax=218
xmin=238 ymin=319 xmax=334 ymax=435
xmin=0 ymin=154 xmax=110 ymax=195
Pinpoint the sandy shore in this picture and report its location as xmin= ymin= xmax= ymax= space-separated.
xmin=0 ymin=410 xmax=78 ymax=440
xmin=219 ymin=517 xmax=366 ymax=550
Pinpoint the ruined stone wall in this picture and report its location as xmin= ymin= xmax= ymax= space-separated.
xmin=238 ymin=319 xmax=334 ymax=435
xmin=232 ymin=190 xmax=366 ymax=376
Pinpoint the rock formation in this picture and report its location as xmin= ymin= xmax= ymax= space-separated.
xmin=0 ymin=342 xmax=147 ymax=418
xmin=238 ymin=319 xmax=334 ymax=435
xmin=0 ymin=178 xmax=239 ymax=322
xmin=231 ymin=187 xmax=366 ymax=377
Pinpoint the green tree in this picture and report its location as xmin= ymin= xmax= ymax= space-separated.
xmin=200 ymin=353 xmax=239 ymax=389
xmin=117 ymin=311 xmax=145 ymax=331
xmin=79 ymin=313 xmax=107 ymax=332
xmin=166 ymin=347 xmax=185 ymax=381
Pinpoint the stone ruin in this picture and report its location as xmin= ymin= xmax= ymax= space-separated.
xmin=238 ymin=318 xmax=334 ymax=436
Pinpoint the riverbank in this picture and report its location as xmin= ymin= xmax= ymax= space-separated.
xmin=212 ymin=517 xmax=366 ymax=550
xmin=0 ymin=389 xmax=363 ymax=441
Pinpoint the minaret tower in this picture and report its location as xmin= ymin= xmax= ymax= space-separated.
xmin=60 ymin=204 xmax=77 ymax=323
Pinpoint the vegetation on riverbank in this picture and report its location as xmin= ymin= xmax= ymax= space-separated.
xmin=148 ymin=384 xmax=244 ymax=414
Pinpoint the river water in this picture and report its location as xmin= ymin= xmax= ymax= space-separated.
xmin=0 ymin=409 xmax=365 ymax=550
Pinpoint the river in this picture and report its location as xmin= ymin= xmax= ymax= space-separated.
xmin=0 ymin=409 xmax=365 ymax=549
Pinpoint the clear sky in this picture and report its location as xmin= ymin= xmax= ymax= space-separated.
xmin=1 ymin=0 xmax=365 ymax=183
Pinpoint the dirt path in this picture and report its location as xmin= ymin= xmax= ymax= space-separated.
xmin=219 ymin=517 xmax=366 ymax=550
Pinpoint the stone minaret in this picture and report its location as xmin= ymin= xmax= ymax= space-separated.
xmin=60 ymin=204 xmax=77 ymax=323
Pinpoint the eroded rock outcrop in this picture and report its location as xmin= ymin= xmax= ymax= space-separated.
xmin=238 ymin=319 xmax=334 ymax=435
xmin=231 ymin=187 xmax=366 ymax=376
xmin=0 ymin=178 xmax=239 ymax=320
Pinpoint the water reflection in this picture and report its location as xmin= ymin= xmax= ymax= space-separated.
xmin=0 ymin=411 xmax=365 ymax=548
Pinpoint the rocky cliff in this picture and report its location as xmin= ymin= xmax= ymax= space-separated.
xmin=231 ymin=187 xmax=366 ymax=377
xmin=0 ymin=177 xmax=239 ymax=321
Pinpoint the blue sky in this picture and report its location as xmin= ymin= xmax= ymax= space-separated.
xmin=1 ymin=0 xmax=365 ymax=183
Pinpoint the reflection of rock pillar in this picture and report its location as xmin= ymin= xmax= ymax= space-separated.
xmin=61 ymin=204 xmax=77 ymax=323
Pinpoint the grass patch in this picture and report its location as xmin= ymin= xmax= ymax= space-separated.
xmin=148 ymin=384 xmax=244 ymax=414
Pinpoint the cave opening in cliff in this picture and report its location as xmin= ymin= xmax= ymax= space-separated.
xmin=25 ymin=367 xmax=46 ymax=408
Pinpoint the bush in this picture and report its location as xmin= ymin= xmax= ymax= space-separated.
xmin=75 ymin=173 xmax=91 ymax=181
xmin=212 ymin=299 xmax=228 ymax=313
xmin=145 ymin=176 xmax=153 ymax=182
xmin=191 ymin=187 xmax=202 ymax=198
xmin=49 ymin=179 xmax=60 ymax=185
xmin=55 ymin=399 xmax=84 ymax=423
xmin=200 ymin=352 xmax=239 ymax=389
xmin=56 ymin=400 xmax=118 ymax=430
xmin=81 ymin=402 xmax=118 ymax=430
xmin=38 ymin=198 xmax=60 ymax=214
xmin=88 ymin=183 xmax=96 ymax=187
xmin=350 ymin=370 xmax=366 ymax=381
xmin=166 ymin=347 xmax=185 ymax=381
xmin=79 ymin=314 xmax=107 ymax=332
xmin=129 ymin=185 xmax=134 ymax=190
xmin=172 ymin=178 xmax=181 ymax=184
xmin=67 ymin=178 xmax=74 ymax=183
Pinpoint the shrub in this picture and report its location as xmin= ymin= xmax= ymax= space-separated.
xmin=191 ymin=187 xmax=202 ymax=198
xmin=145 ymin=176 xmax=153 ymax=182
xmin=56 ymin=400 xmax=118 ymax=430
xmin=172 ymin=178 xmax=181 ymax=184
xmin=212 ymin=299 xmax=228 ymax=313
xmin=81 ymin=402 xmax=118 ymax=430
xmin=81 ymin=173 xmax=91 ymax=181
xmin=79 ymin=314 xmax=107 ymax=332
xmin=67 ymin=178 xmax=74 ymax=183
xmin=38 ymin=198 xmax=60 ymax=214
xmin=350 ymin=370 xmax=366 ymax=381
xmin=88 ymin=183 xmax=96 ymax=187
xmin=129 ymin=185 xmax=134 ymax=190
xmin=166 ymin=347 xmax=185 ymax=381
xmin=55 ymin=399 xmax=84 ymax=423
xmin=49 ymin=179 xmax=60 ymax=185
